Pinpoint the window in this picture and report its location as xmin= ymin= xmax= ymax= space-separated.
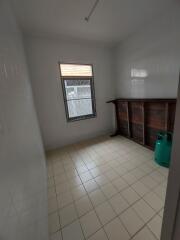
xmin=59 ymin=63 xmax=96 ymax=121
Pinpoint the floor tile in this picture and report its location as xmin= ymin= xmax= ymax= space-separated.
xmin=80 ymin=210 xmax=101 ymax=238
xmin=122 ymin=161 xmax=136 ymax=171
xmin=148 ymin=215 xmax=162 ymax=239
xmin=139 ymin=163 xmax=154 ymax=174
xmin=48 ymin=177 xmax=55 ymax=188
xmin=48 ymin=170 xmax=54 ymax=178
xmin=48 ymin=197 xmax=58 ymax=214
xmin=95 ymin=175 xmax=109 ymax=186
xmin=132 ymin=226 xmax=157 ymax=240
xmin=109 ymin=193 xmax=129 ymax=215
xmin=140 ymin=176 xmax=158 ymax=189
xmin=101 ymin=183 xmax=118 ymax=199
xmin=121 ymin=187 xmax=140 ymax=205
xmin=157 ymin=167 xmax=169 ymax=178
xmin=88 ymin=189 xmax=107 ymax=207
xmin=59 ymin=203 xmax=78 ymax=227
xmin=112 ymin=177 xmax=129 ymax=192
xmin=84 ymin=179 xmax=99 ymax=193
xmin=133 ymin=199 xmax=155 ymax=223
xmin=158 ymin=208 xmax=164 ymax=218
xmin=95 ymin=201 xmax=116 ymax=225
xmin=90 ymin=168 xmax=102 ymax=178
xmin=88 ymin=228 xmax=108 ymax=240
xmin=143 ymin=191 xmax=164 ymax=212
xmin=114 ymin=165 xmax=128 ymax=176
xmin=86 ymin=161 xmax=97 ymax=170
xmin=76 ymin=165 xmax=89 ymax=175
xmin=131 ymin=181 xmax=150 ymax=197
xmin=54 ymin=173 xmax=67 ymax=185
xmin=161 ymin=180 xmax=168 ymax=189
xmin=62 ymin=220 xmax=84 ymax=240
xmin=48 ymin=186 xmax=56 ymax=199
xmin=75 ymin=195 xmax=93 ymax=217
xmin=68 ymin=176 xmax=82 ymax=188
xmin=104 ymin=217 xmax=130 ymax=240
xmin=71 ymin=185 xmax=87 ymax=200
xmin=105 ymin=169 xmax=119 ymax=181
xmin=80 ymin=171 xmax=93 ymax=183
xmin=149 ymin=171 xmax=166 ymax=184
xmin=48 ymin=212 xmax=60 ymax=234
xmin=50 ymin=231 xmax=62 ymax=240
xmin=122 ymin=172 xmax=137 ymax=185
xmin=53 ymin=168 xmax=65 ymax=177
xmin=146 ymin=161 xmax=159 ymax=170
xmin=120 ymin=207 xmax=144 ymax=236
xmin=130 ymin=168 xmax=146 ymax=180
xmin=57 ymin=191 xmax=73 ymax=209
xmin=109 ymin=159 xmax=121 ymax=168
xmin=56 ymin=182 xmax=70 ymax=194
xmin=153 ymin=184 xmax=166 ymax=202
xmin=47 ymin=136 xmax=167 ymax=240
xmin=66 ymin=168 xmax=79 ymax=178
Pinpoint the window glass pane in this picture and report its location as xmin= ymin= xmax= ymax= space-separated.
xmin=60 ymin=64 xmax=93 ymax=77
xmin=65 ymin=79 xmax=92 ymax=100
xmin=67 ymin=99 xmax=93 ymax=118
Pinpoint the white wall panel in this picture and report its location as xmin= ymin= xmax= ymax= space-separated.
xmin=25 ymin=36 xmax=115 ymax=149
xmin=115 ymin=4 xmax=180 ymax=98
xmin=0 ymin=1 xmax=48 ymax=239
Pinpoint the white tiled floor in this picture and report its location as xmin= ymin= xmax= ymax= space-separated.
xmin=47 ymin=135 xmax=169 ymax=240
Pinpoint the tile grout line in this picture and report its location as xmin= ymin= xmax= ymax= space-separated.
xmin=47 ymin=137 xmax=167 ymax=240
xmin=50 ymin=172 xmax=164 ymax=239
xmin=49 ymin=162 xmax=166 ymax=216
xmin=67 ymin=151 xmax=109 ymax=240
xmin=49 ymin=175 xmax=165 ymax=238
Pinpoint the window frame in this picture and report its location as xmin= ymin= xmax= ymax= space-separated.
xmin=59 ymin=62 xmax=97 ymax=122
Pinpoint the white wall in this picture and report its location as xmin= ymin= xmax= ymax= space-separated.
xmin=25 ymin=36 xmax=115 ymax=149
xmin=23 ymin=3 xmax=180 ymax=151
xmin=0 ymin=1 xmax=48 ymax=240
xmin=115 ymin=3 xmax=180 ymax=98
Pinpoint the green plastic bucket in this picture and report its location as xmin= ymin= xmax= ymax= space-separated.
xmin=154 ymin=132 xmax=172 ymax=168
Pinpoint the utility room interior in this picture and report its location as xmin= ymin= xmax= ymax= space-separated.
xmin=1 ymin=1 xmax=180 ymax=240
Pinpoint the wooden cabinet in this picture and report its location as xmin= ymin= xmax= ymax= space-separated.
xmin=108 ymin=99 xmax=176 ymax=149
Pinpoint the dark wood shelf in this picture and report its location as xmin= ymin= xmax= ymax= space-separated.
xmin=108 ymin=98 xmax=176 ymax=149
xmin=107 ymin=98 xmax=176 ymax=103
xmin=130 ymin=120 xmax=143 ymax=125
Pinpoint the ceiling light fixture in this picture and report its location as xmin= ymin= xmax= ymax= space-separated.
xmin=85 ymin=0 xmax=100 ymax=22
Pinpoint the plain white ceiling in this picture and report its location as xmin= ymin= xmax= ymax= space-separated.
xmin=11 ymin=0 xmax=175 ymax=45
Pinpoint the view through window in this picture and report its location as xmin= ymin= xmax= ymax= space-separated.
xmin=59 ymin=63 xmax=96 ymax=121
